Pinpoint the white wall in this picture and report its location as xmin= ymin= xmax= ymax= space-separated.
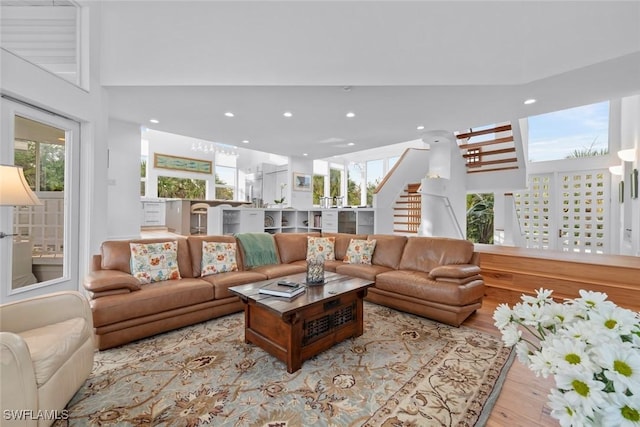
xmin=289 ymin=156 xmax=314 ymax=208
xmin=620 ymin=95 xmax=640 ymax=256
xmin=108 ymin=119 xmax=142 ymax=239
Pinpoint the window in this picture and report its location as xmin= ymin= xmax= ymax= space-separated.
xmin=0 ymin=1 xmax=81 ymax=86
xmin=312 ymin=175 xmax=325 ymax=205
xmin=214 ymin=152 xmax=237 ymax=200
xmin=347 ymin=162 xmax=364 ymax=206
xmin=3 ymin=99 xmax=81 ymax=299
xmin=388 ymin=156 xmax=399 ymax=170
xmin=329 ymin=166 xmax=342 ymax=199
xmin=528 ymin=101 xmax=610 ymax=162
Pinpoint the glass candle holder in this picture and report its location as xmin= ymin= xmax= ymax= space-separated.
xmin=306 ymin=255 xmax=325 ymax=285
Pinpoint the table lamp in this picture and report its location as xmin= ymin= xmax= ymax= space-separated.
xmin=0 ymin=164 xmax=42 ymax=239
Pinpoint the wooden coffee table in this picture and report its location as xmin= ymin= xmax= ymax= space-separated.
xmin=229 ymin=271 xmax=374 ymax=373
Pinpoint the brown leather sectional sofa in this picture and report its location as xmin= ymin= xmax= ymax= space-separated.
xmin=84 ymin=232 xmax=485 ymax=350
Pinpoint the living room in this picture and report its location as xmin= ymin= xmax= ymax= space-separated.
xmin=1 ymin=1 xmax=639 ymax=426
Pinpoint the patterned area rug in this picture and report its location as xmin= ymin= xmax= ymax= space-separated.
xmin=57 ymin=302 xmax=512 ymax=426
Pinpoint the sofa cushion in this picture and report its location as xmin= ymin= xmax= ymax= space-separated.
xmin=90 ymin=278 xmax=214 ymax=327
xmin=344 ymin=239 xmax=376 ymax=264
xmin=399 ymin=237 xmax=475 ymax=273
xmin=19 ymin=317 xmax=92 ymax=386
xmin=201 ymin=241 xmax=238 ymax=276
xmin=249 ymin=263 xmax=306 ymax=279
xmin=321 ymin=233 xmax=367 ymax=260
xmin=130 ymin=241 xmax=182 ymax=284
xmin=200 ymin=271 xmax=268 ymax=299
xmin=273 ymin=232 xmax=321 ymax=264
xmin=324 ymin=259 xmax=344 ymax=272
xmin=375 ymin=270 xmax=485 ymax=306
xmin=306 ymin=236 xmax=335 ymax=261
xmin=335 ymin=263 xmax=392 ymax=281
xmin=368 ymin=234 xmax=407 ymax=269
xmin=101 ymin=237 xmax=194 ymax=278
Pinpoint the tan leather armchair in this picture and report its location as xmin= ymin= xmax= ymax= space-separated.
xmin=0 ymin=291 xmax=95 ymax=427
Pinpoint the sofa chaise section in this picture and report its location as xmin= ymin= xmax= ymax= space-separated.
xmin=368 ymin=236 xmax=484 ymax=326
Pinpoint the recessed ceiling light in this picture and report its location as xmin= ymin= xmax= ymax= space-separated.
xmin=283 ymin=111 xmax=293 ymax=118
xmin=417 ymin=125 xmax=425 ymax=130
xmin=149 ymin=119 xmax=159 ymax=124
xmin=303 ymin=153 xmax=308 ymax=156
xmin=242 ymin=140 xmax=249 ymax=144
xmin=346 ymin=112 xmax=355 ymax=118
xmin=347 ymin=142 xmax=355 ymax=146
xmin=524 ymin=99 xmax=537 ymax=105
xmin=224 ymin=112 xmax=235 ymax=117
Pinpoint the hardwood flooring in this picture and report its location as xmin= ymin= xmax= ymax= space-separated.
xmin=463 ymin=296 xmax=558 ymax=426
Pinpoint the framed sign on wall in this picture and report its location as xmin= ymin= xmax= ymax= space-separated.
xmin=154 ymin=153 xmax=212 ymax=174
xmin=293 ymin=172 xmax=312 ymax=191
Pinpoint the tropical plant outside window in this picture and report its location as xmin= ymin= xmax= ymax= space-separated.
xmin=329 ymin=167 xmax=342 ymax=199
xmin=466 ymin=193 xmax=494 ymax=244
xmin=312 ymin=175 xmax=325 ymax=205
xmin=14 ymin=141 xmax=65 ymax=192
xmin=140 ymin=160 xmax=146 ymax=196
xmin=347 ymin=162 xmax=363 ymax=206
xmin=157 ymin=177 xmax=206 ymax=199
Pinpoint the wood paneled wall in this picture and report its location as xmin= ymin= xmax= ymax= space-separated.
xmin=475 ymin=244 xmax=640 ymax=312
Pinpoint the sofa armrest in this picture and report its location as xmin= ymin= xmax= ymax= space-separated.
xmin=0 ymin=332 xmax=38 ymax=426
xmin=83 ymin=270 xmax=141 ymax=295
xmin=428 ymin=264 xmax=481 ymax=280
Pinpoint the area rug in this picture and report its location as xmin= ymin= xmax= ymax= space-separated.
xmin=56 ymin=302 xmax=513 ymax=426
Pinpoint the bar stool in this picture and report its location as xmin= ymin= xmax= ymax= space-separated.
xmin=191 ymin=203 xmax=209 ymax=235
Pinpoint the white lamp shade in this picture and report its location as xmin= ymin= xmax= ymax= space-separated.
xmin=618 ymin=148 xmax=637 ymax=162
xmin=0 ymin=165 xmax=42 ymax=206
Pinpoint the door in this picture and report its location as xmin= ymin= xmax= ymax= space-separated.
xmin=0 ymin=98 xmax=81 ymax=303
xmin=514 ymin=170 xmax=610 ymax=254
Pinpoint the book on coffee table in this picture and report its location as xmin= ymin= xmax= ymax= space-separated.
xmin=259 ymin=281 xmax=306 ymax=298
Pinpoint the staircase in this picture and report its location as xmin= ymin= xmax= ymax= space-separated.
xmin=393 ymin=183 xmax=421 ymax=234
xmin=456 ymin=122 xmax=519 ymax=174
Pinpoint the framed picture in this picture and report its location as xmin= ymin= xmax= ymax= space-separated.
xmin=293 ymin=172 xmax=312 ymax=191
xmin=154 ymin=153 xmax=212 ymax=174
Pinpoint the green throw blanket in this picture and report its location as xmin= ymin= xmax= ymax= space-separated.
xmin=235 ymin=232 xmax=278 ymax=268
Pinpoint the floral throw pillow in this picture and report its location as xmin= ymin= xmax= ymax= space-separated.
xmin=343 ymin=239 xmax=377 ymax=265
xmin=306 ymin=236 xmax=336 ymax=261
xmin=129 ymin=241 xmax=181 ymax=284
xmin=201 ymin=241 xmax=238 ymax=276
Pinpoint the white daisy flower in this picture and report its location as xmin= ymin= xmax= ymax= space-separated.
xmin=554 ymin=370 xmax=607 ymax=418
xmin=493 ymin=303 xmax=514 ymax=330
xmin=547 ymin=388 xmax=593 ymax=427
xmin=500 ymin=323 xmax=522 ymax=347
xmin=601 ymin=392 xmax=640 ymax=427
xmin=546 ymin=337 xmax=597 ymax=373
xmin=595 ymin=342 xmax=640 ymax=395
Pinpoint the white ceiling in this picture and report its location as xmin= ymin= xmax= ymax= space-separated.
xmin=101 ymin=1 xmax=640 ymax=160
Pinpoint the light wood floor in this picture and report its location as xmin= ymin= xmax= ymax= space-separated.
xmin=462 ymin=296 xmax=557 ymax=426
